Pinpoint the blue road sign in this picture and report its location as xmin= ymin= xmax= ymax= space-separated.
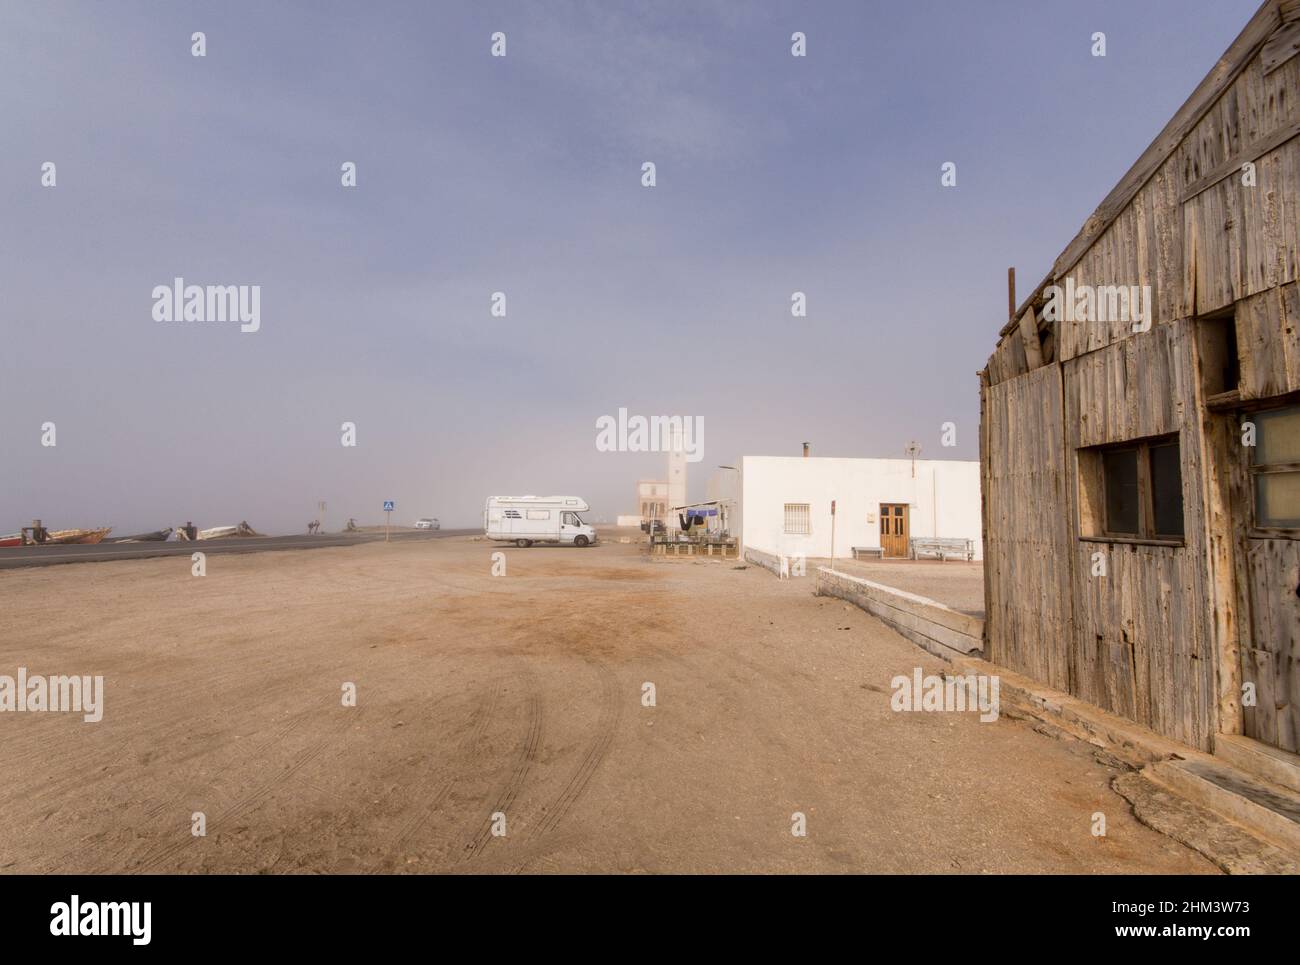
xmin=383 ymin=500 xmax=395 ymax=512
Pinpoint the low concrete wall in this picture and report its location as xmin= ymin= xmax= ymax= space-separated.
xmin=743 ymin=546 xmax=812 ymax=578
xmin=743 ymin=546 xmax=783 ymax=576
xmin=816 ymin=567 xmax=983 ymax=659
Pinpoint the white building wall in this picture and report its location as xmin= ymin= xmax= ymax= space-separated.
xmin=739 ymin=456 xmax=983 ymax=561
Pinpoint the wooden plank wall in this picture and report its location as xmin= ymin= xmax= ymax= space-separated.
xmin=978 ymin=12 xmax=1300 ymax=752
xmin=1243 ymin=540 xmax=1300 ymax=750
xmin=986 ymin=48 xmax=1299 ymax=380
xmin=1062 ymin=322 xmax=1216 ymax=749
xmin=982 ymin=364 xmax=1073 ymax=691
xmin=1237 ymin=280 xmax=1300 ymax=397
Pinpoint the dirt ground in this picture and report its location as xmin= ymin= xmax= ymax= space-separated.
xmin=0 ymin=534 xmax=1215 ymax=874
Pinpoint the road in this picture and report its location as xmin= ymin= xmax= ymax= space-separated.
xmin=0 ymin=529 xmax=477 ymax=569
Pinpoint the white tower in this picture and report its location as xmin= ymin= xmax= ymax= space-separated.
xmin=667 ymin=426 xmax=687 ymax=531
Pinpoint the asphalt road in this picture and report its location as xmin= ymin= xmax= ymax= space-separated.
xmin=0 ymin=529 xmax=479 ymax=570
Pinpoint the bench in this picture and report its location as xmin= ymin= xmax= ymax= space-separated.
xmin=851 ymin=546 xmax=883 ymax=560
xmin=909 ymin=537 xmax=974 ymax=561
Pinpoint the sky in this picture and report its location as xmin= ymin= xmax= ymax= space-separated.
xmin=0 ymin=0 xmax=1265 ymax=533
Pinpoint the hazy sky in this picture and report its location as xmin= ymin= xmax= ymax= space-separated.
xmin=0 ymin=0 xmax=1262 ymax=532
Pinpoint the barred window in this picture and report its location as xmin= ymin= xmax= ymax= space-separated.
xmin=783 ymin=503 xmax=810 ymax=535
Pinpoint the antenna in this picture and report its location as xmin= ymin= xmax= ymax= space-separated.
xmin=905 ymin=440 xmax=922 ymax=478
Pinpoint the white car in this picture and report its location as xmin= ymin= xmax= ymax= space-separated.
xmin=414 ymin=518 xmax=440 ymax=530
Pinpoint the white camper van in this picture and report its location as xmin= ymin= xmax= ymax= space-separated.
xmin=484 ymin=496 xmax=598 ymax=547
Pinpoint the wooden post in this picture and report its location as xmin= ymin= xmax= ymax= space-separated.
xmin=1007 ymin=267 xmax=1016 ymax=324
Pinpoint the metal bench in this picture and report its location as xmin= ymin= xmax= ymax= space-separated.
xmin=851 ymin=546 xmax=884 ymax=560
xmin=909 ymin=537 xmax=974 ymax=561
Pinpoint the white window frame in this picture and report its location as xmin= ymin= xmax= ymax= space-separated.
xmin=783 ymin=503 xmax=811 ymax=535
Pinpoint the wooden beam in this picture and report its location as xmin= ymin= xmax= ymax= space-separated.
xmin=1017 ymin=307 xmax=1044 ymax=369
xmin=1262 ymin=17 xmax=1300 ymax=71
xmin=1181 ymin=119 xmax=1300 ymax=203
xmin=1007 ymin=267 xmax=1017 ymax=325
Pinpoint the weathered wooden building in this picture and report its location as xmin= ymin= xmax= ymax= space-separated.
xmin=980 ymin=0 xmax=1300 ymax=756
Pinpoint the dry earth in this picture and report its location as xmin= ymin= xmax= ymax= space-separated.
xmin=0 ymin=535 xmax=1215 ymax=873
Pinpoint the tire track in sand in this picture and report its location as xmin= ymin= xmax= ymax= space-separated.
xmin=461 ymin=669 xmax=543 ymax=862
xmin=494 ymin=658 xmax=620 ymax=874
xmin=375 ymin=678 xmax=504 ymax=869
xmin=129 ymin=707 xmax=365 ymax=873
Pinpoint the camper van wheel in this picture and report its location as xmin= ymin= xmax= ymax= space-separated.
xmin=574 ymin=535 xmax=589 ymax=547
xmin=516 ymin=538 xmax=531 ymax=548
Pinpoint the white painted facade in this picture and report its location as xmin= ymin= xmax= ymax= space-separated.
xmin=735 ymin=456 xmax=983 ymax=561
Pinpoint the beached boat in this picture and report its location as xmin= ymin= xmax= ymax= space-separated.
xmin=108 ymin=528 xmax=173 ymax=543
xmin=43 ymin=528 xmax=112 ymax=545
xmin=197 ymin=521 xmax=263 ymax=540
xmin=0 ymin=534 xmax=22 ymax=547
xmin=197 ymin=525 xmax=238 ymax=540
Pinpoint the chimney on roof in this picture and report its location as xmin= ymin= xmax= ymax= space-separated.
xmin=802 ymin=442 xmax=810 ymax=458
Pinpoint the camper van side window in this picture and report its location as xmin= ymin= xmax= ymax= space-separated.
xmin=526 ymin=510 xmax=550 ymax=520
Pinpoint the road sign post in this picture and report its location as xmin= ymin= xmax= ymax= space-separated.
xmin=383 ymin=500 xmax=395 ymax=542
xmin=830 ymin=499 xmax=837 ymax=565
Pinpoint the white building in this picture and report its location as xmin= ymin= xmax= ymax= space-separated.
xmin=723 ymin=455 xmax=983 ymax=561
xmin=616 ymin=479 xmax=669 ymax=528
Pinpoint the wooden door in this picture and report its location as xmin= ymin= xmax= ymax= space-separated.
xmin=880 ymin=503 xmax=909 ymax=558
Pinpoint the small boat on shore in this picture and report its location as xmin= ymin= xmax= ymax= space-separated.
xmin=43 ymin=527 xmax=112 ymax=545
xmin=197 ymin=521 xmax=264 ymax=540
xmin=108 ymin=528 xmax=173 ymax=543
xmin=0 ymin=534 xmax=22 ymax=547
xmin=197 ymin=525 xmax=238 ymax=540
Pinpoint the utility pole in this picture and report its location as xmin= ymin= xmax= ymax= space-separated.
xmin=830 ymin=499 xmax=837 ymax=566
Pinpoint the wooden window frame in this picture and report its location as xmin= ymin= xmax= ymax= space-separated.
xmin=1078 ymin=433 xmax=1185 ymax=547
xmin=1245 ymin=401 xmax=1300 ymax=538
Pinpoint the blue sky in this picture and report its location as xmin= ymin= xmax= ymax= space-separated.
xmin=0 ymin=0 xmax=1263 ymax=531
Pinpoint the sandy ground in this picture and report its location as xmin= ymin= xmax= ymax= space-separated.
xmin=827 ymin=558 xmax=986 ymax=617
xmin=0 ymin=535 xmax=1213 ymax=874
